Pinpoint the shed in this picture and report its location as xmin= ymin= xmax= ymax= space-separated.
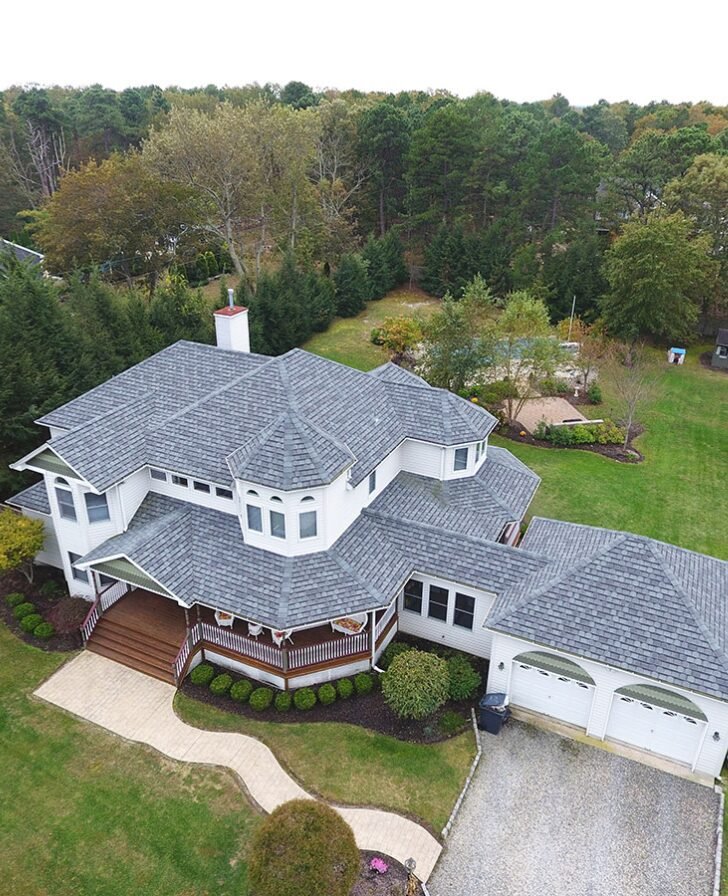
xmin=667 ymin=347 xmax=686 ymax=365
xmin=712 ymin=330 xmax=728 ymax=371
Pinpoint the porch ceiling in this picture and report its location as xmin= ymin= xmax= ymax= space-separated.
xmin=93 ymin=558 xmax=174 ymax=598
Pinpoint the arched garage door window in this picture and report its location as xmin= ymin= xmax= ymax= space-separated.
xmin=513 ymin=650 xmax=595 ymax=685
xmin=612 ymin=684 xmax=706 ymax=721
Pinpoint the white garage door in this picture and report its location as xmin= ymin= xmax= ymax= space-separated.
xmin=510 ymin=661 xmax=595 ymax=729
xmin=605 ymin=694 xmax=706 ymax=766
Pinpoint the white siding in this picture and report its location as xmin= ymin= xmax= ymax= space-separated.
xmin=288 ymin=657 xmax=371 ymax=689
xmin=487 ymin=633 xmax=728 ymax=778
xmin=148 ymin=470 xmax=239 ymax=515
xmin=203 ymin=650 xmax=285 ymax=689
xmin=399 ymin=439 xmax=443 ymax=479
xmin=397 ymin=572 xmax=497 ymax=658
xmin=118 ymin=468 xmax=150 ymax=524
xmin=23 ymin=508 xmax=63 ymax=569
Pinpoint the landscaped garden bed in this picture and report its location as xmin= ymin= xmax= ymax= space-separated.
xmin=353 ymin=852 xmax=424 ymax=896
xmin=499 ymin=420 xmax=644 ymax=463
xmin=0 ymin=567 xmax=86 ymax=651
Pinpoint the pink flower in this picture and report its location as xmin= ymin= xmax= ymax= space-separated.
xmin=369 ymin=857 xmax=389 ymax=874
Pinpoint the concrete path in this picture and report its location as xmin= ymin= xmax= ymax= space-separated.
xmin=34 ymin=652 xmax=441 ymax=881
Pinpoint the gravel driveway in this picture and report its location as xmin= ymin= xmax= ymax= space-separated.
xmin=430 ymin=721 xmax=720 ymax=896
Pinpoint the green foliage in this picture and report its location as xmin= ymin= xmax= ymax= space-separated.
xmin=438 ymin=710 xmax=469 ymax=736
xmin=32 ymin=622 xmax=55 ymax=640
xmin=274 ymin=691 xmax=292 ymax=712
xmin=229 ymin=679 xmax=253 ymax=703
xmin=4 ymin=592 xmax=26 ymax=608
xmin=446 ymin=655 xmax=482 ymax=701
xmin=19 ymin=613 xmax=44 ymax=633
xmin=39 ymin=579 xmax=63 ymax=598
xmin=369 ymin=316 xmax=423 ymax=355
xmin=0 ymin=508 xmax=44 ymax=580
xmin=189 ymin=663 xmax=215 ymax=687
xmin=587 ymin=382 xmax=603 ymax=404
xmin=381 ymin=650 xmax=450 ymax=720
xmin=539 ymin=419 xmax=624 ymax=447
xmin=209 ymin=674 xmax=233 ymax=697
xmin=293 ymin=688 xmax=317 ymax=711
xmin=249 ymin=687 xmax=274 ymax=712
xmin=317 ymin=683 xmax=337 ymax=706
xmin=334 ymin=252 xmax=370 ymax=317
xmin=354 ymin=672 xmax=374 ymax=695
xmin=335 ymin=678 xmax=354 ymax=700
xmin=13 ymin=602 xmax=36 ymax=620
xmin=379 ymin=640 xmax=413 ymax=671
xmin=248 ymin=799 xmax=359 ymax=896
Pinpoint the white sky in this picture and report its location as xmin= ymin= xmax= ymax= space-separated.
xmin=2 ymin=0 xmax=727 ymax=107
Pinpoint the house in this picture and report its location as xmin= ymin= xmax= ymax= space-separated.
xmin=712 ymin=329 xmax=728 ymax=370
xmin=8 ymin=300 xmax=728 ymax=778
xmin=0 ymin=238 xmax=45 ymax=268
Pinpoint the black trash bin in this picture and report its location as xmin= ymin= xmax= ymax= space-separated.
xmin=478 ymin=692 xmax=511 ymax=734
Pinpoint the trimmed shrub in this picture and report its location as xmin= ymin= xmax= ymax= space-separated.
xmin=5 ymin=592 xmax=26 ymax=608
xmin=379 ymin=640 xmax=413 ymax=671
xmin=20 ymin=612 xmax=43 ymax=633
xmin=381 ymin=649 xmax=450 ymax=720
xmin=230 ymin=679 xmax=253 ymax=703
xmin=209 ymin=673 xmax=233 ymax=696
xmin=13 ymin=602 xmax=36 ymax=620
xmin=587 ymin=382 xmax=602 ymax=404
xmin=248 ymin=799 xmax=359 ymax=896
xmin=274 ymin=691 xmax=292 ymax=713
xmin=318 ymin=683 xmax=337 ymax=706
xmin=447 ymin=654 xmax=482 ymax=701
xmin=189 ymin=663 xmax=215 ymax=686
xmin=439 ymin=709 xmax=468 ymax=736
xmin=293 ymin=687 xmax=317 ymax=711
xmin=39 ymin=579 xmax=63 ymax=598
xmin=249 ymin=687 xmax=274 ymax=712
xmin=33 ymin=622 xmax=55 ymax=640
xmin=335 ymin=678 xmax=354 ymax=700
xmin=354 ymin=672 xmax=374 ymax=695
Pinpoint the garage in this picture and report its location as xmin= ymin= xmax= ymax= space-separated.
xmin=605 ymin=684 xmax=708 ymax=767
xmin=510 ymin=651 xmax=595 ymax=729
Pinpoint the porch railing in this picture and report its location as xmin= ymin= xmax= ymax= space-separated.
xmin=99 ymin=579 xmax=129 ymax=611
xmin=80 ymin=598 xmax=101 ymax=644
xmin=288 ymin=629 xmax=369 ymax=670
xmin=200 ymin=622 xmax=285 ymax=669
xmin=375 ymin=601 xmax=397 ymax=641
xmin=173 ymin=622 xmax=202 ymax=684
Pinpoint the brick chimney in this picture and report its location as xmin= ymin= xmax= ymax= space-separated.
xmin=214 ymin=288 xmax=250 ymax=352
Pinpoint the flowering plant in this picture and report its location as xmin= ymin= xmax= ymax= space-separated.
xmin=369 ymin=857 xmax=389 ymax=874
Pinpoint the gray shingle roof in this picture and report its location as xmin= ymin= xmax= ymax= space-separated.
xmin=78 ymin=492 xmax=546 ymax=630
xmin=489 ymin=518 xmax=728 ymax=701
xmin=717 ymin=329 xmax=728 ymax=347
xmin=31 ymin=343 xmax=497 ymax=492
xmin=7 ymin=481 xmax=50 ymax=514
xmin=0 ymin=239 xmax=44 ymax=266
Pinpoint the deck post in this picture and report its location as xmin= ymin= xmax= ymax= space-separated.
xmin=183 ymin=606 xmax=190 ymax=634
xmin=370 ymin=610 xmax=376 ymax=666
xmin=282 ymin=646 xmax=289 ymax=676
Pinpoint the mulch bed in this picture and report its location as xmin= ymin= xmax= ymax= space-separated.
xmin=181 ymin=665 xmax=474 ymax=744
xmin=353 ymin=852 xmax=423 ymax=896
xmin=499 ymin=421 xmax=645 ymax=463
xmin=0 ymin=568 xmax=85 ymax=652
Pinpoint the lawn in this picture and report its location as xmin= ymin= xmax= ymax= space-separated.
xmin=175 ymin=692 xmax=474 ymax=833
xmin=303 ymin=286 xmax=440 ymax=370
xmin=0 ymin=626 xmax=259 ymax=896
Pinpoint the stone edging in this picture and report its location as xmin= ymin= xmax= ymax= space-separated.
xmin=713 ymin=784 xmax=724 ymax=896
xmin=441 ymin=707 xmax=482 ymax=839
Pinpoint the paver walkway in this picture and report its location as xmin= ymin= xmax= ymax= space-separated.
xmin=35 ymin=652 xmax=441 ymax=880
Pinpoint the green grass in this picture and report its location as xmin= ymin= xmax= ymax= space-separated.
xmin=303 ymin=286 xmax=440 ymax=370
xmin=494 ymin=347 xmax=728 ymax=558
xmin=0 ymin=627 xmax=259 ymax=896
xmin=175 ymin=692 xmax=475 ymax=833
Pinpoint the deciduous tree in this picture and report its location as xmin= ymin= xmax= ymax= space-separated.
xmin=0 ymin=508 xmax=44 ymax=583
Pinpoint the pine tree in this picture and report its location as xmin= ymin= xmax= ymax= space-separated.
xmin=334 ymin=253 xmax=370 ymax=317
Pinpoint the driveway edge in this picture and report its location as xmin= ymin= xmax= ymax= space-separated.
xmin=713 ymin=785 xmax=724 ymax=896
xmin=442 ymin=708 xmax=483 ymax=839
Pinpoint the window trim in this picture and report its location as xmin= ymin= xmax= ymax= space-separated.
xmin=55 ymin=478 xmax=77 ymax=521
xmin=246 ymin=503 xmax=263 ymax=532
xmin=215 ymin=486 xmax=234 ymax=500
xmin=171 ymin=475 xmax=189 ymax=488
xmin=453 ymin=446 xmax=469 ymax=472
xmin=68 ymin=551 xmax=89 ymax=584
xmin=193 ymin=480 xmax=211 ymax=494
xmin=299 ymin=510 xmax=317 ymax=539
xmin=368 ymin=469 xmax=377 ymax=494
xmin=453 ymin=592 xmax=476 ymax=630
xmin=84 ymin=491 xmax=110 ymax=524
xmin=149 ymin=468 xmax=167 ymax=482
xmin=270 ymin=509 xmax=286 ymax=539
xmin=403 ymin=578 xmax=423 ymax=615
xmin=427 ymin=584 xmax=449 ymax=622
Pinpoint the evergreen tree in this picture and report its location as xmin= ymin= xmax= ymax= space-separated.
xmin=334 ymin=253 xmax=370 ymax=317
xmin=380 ymin=230 xmax=408 ymax=290
xmin=361 ymin=237 xmax=388 ymax=299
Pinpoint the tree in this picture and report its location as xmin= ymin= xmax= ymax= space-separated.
xmin=280 ymin=81 xmax=318 ymax=109
xmin=601 ymin=212 xmax=716 ymax=342
xmin=357 ymin=99 xmax=410 ymax=234
xmin=381 ymin=649 xmax=450 ymax=720
xmin=555 ymin=317 xmax=609 ymax=394
xmin=0 ymin=508 xmax=44 ymax=583
xmin=603 ymin=343 xmax=659 ymax=448
xmin=334 ymin=252 xmax=370 ymax=317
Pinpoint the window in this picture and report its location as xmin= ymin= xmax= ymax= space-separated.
xmin=299 ymin=510 xmax=317 ymax=539
xmin=193 ymin=481 xmax=211 ymax=493
xmin=215 ymin=487 xmax=233 ymax=500
xmin=246 ymin=504 xmax=262 ymax=532
xmin=84 ymin=491 xmax=110 ymax=523
xmin=719 ymin=346 xmax=728 ymax=358
xmin=55 ymin=478 xmax=76 ymax=521
xmin=368 ymin=469 xmax=377 ymax=494
xmin=428 ymin=584 xmax=449 ymax=621
xmin=270 ymin=510 xmax=286 ymax=539
xmin=68 ymin=552 xmax=88 ymax=584
xmin=300 ymin=495 xmax=315 ymax=503
xmin=453 ymin=447 xmax=469 ymax=471
xmin=271 ymin=495 xmax=283 ymax=503
xmin=246 ymin=489 xmax=259 ymax=496
xmin=171 ymin=475 xmax=188 ymax=487
xmin=149 ymin=468 xmax=167 ymax=481
xmin=475 ymin=443 xmax=482 ymax=463
xmin=453 ymin=592 xmax=476 ymax=630
xmin=403 ymin=578 xmax=423 ymax=614
xmin=98 ymin=573 xmax=116 ymax=587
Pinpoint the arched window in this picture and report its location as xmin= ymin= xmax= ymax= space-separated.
xmin=54 ymin=478 xmax=76 ymax=521
xmin=270 ymin=495 xmax=283 ymax=503
xmin=300 ymin=495 xmax=315 ymax=503
xmin=246 ymin=489 xmax=259 ymax=497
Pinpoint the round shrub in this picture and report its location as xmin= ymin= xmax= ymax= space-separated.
xmin=13 ymin=602 xmax=36 ymax=620
xmin=293 ymin=687 xmax=317 ymax=711
xmin=587 ymin=382 xmax=602 ymax=404
xmin=354 ymin=672 xmax=374 ymax=695
xmin=248 ymin=799 xmax=359 ymax=896
xmin=209 ymin=673 xmax=233 ymax=696
xmin=189 ymin=663 xmax=215 ymax=687
xmin=33 ymin=622 xmax=55 ymax=640
xmin=379 ymin=640 xmax=412 ymax=670
xmin=274 ymin=691 xmax=292 ymax=712
xmin=317 ymin=683 xmax=337 ymax=706
xmin=447 ymin=654 xmax=482 ymax=701
xmin=4 ymin=592 xmax=25 ymax=608
xmin=381 ymin=649 xmax=450 ymax=720
xmin=39 ymin=579 xmax=63 ymax=598
xmin=230 ymin=679 xmax=253 ymax=703
xmin=20 ymin=613 xmax=44 ymax=633
xmin=335 ymin=677 xmax=354 ymax=700
xmin=249 ymin=687 xmax=274 ymax=712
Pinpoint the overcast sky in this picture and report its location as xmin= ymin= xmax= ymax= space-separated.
xmin=2 ymin=0 xmax=726 ymax=107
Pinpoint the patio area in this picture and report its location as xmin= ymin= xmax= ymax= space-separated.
xmin=515 ymin=397 xmax=588 ymax=433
